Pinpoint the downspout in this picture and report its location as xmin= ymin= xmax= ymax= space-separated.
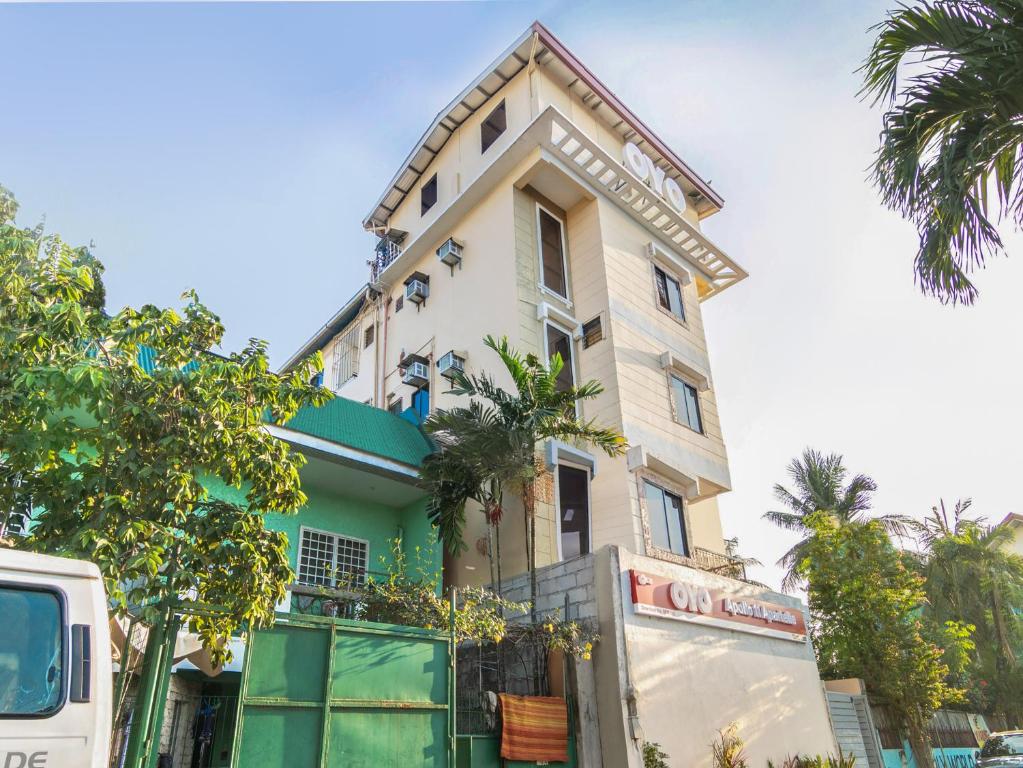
xmin=380 ymin=294 xmax=391 ymax=409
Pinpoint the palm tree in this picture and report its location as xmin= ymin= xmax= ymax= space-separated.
xmin=912 ymin=499 xmax=1023 ymax=717
xmin=764 ymin=448 xmax=911 ymax=591
xmin=422 ymin=335 xmax=626 ymax=619
xmin=861 ymin=0 xmax=1023 ymax=305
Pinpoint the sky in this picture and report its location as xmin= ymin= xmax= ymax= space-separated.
xmin=3 ymin=1 xmax=1021 ymax=591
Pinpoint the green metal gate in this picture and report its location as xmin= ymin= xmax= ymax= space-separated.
xmin=231 ymin=612 xmax=454 ymax=767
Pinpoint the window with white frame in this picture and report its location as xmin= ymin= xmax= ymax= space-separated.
xmin=537 ymin=205 xmax=569 ymax=299
xmin=331 ymin=325 xmax=361 ymax=390
xmin=669 ymin=373 xmax=703 ymax=434
xmin=545 ymin=322 xmax=576 ymax=394
xmin=297 ymin=528 xmax=368 ymax=587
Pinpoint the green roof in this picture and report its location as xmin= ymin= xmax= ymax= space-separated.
xmin=282 ymin=396 xmax=433 ymax=468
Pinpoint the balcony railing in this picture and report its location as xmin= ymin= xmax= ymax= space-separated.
xmin=370 ymin=236 xmax=404 ymax=283
xmin=691 ymin=546 xmax=753 ymax=582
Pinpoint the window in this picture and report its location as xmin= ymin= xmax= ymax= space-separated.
xmin=331 ymin=325 xmax=360 ymax=390
xmin=387 ymin=398 xmax=402 ymax=416
xmin=557 ymin=465 xmax=590 ymax=559
xmin=643 ymin=481 xmax=688 ymax=556
xmin=298 ymin=528 xmax=368 ymax=588
xmin=364 ymin=325 xmax=375 ymax=348
xmin=581 ymin=316 xmax=603 ymax=349
xmin=395 ymin=295 xmax=404 ymax=313
xmin=669 ymin=374 xmax=703 ymax=433
xmin=545 ymin=324 xmax=575 ymax=394
xmin=421 ymin=174 xmax=437 ymax=216
xmin=480 ymin=100 xmax=506 ymax=153
xmin=537 ymin=206 xmax=568 ymax=298
xmin=654 ymin=266 xmax=685 ymax=322
xmin=0 ymin=586 xmax=63 ymax=715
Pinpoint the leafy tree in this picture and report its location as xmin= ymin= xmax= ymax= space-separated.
xmin=0 ymin=185 xmax=329 ymax=661
xmin=799 ymin=512 xmax=967 ymax=768
xmin=910 ymin=499 xmax=1023 ymax=718
xmin=764 ymin=448 xmax=910 ymax=591
xmin=862 ymin=0 xmax=1023 ymax=304
xmin=423 ymin=335 xmax=625 ymax=618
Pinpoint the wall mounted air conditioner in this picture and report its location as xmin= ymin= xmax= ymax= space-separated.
xmin=437 ymin=238 xmax=463 ymax=269
xmin=405 ymin=279 xmax=429 ymax=305
xmin=402 ymin=360 xmax=430 ymax=388
xmin=437 ymin=351 xmax=466 ymax=380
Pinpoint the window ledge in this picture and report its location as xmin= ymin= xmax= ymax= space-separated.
xmin=659 ymin=351 xmax=710 ymax=391
xmin=646 ymin=241 xmax=693 ymax=285
xmin=545 ymin=439 xmax=597 ymax=476
xmin=537 ymin=301 xmax=582 ymax=339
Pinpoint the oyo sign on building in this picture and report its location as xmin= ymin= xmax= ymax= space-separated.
xmin=621 ymin=142 xmax=688 ymax=215
xmin=630 ymin=570 xmax=807 ymax=642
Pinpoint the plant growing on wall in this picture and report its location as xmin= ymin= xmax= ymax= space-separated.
xmin=642 ymin=741 xmax=670 ymax=768
xmin=423 ymin=335 xmax=626 ymax=619
xmin=797 ymin=511 xmax=969 ymax=768
xmin=0 ymin=185 xmax=330 ymax=660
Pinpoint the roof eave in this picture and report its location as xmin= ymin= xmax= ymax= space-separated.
xmin=279 ymin=284 xmax=370 ymax=374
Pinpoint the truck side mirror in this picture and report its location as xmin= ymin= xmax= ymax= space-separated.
xmin=70 ymin=624 xmax=92 ymax=702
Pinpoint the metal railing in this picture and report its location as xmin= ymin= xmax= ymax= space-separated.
xmin=370 ymin=237 xmax=403 ymax=283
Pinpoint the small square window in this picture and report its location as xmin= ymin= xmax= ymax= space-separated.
xmin=298 ymin=529 xmax=368 ymax=588
xmin=395 ymin=295 xmax=404 ymax=313
xmin=581 ymin=316 xmax=603 ymax=349
xmin=388 ymin=398 xmax=403 ymax=416
xmin=364 ymin=325 xmax=375 ymax=348
xmin=421 ymin=174 xmax=438 ymax=216
xmin=480 ymin=100 xmax=507 ymax=154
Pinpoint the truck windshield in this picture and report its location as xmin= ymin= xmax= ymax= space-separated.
xmin=0 ymin=587 xmax=63 ymax=715
xmin=982 ymin=734 xmax=1023 ymax=757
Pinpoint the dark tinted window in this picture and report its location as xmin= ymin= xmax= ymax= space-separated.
xmin=581 ymin=316 xmax=603 ymax=349
xmin=546 ymin=324 xmax=574 ymax=394
xmin=0 ymin=587 xmax=63 ymax=715
xmin=538 ymin=208 xmax=567 ymax=297
xmin=480 ymin=100 xmax=506 ymax=154
xmin=670 ymin=375 xmax=703 ymax=433
xmin=558 ymin=465 xmax=590 ymax=559
xmin=364 ymin=326 xmax=374 ymax=348
xmin=643 ymin=481 xmax=688 ymax=556
xmin=421 ymin=174 xmax=438 ymax=216
xmin=654 ymin=266 xmax=685 ymax=321
xmin=982 ymin=735 xmax=1023 ymax=757
xmin=387 ymin=398 xmax=402 ymax=415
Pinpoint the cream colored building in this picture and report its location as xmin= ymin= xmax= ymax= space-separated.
xmin=284 ymin=21 xmax=838 ymax=766
xmin=285 ymin=20 xmax=748 ymax=588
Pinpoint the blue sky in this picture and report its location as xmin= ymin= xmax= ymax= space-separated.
xmin=4 ymin=1 xmax=1021 ymax=589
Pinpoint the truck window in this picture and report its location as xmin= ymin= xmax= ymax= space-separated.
xmin=0 ymin=586 xmax=63 ymax=716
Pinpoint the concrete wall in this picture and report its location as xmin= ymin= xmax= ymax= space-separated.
xmin=611 ymin=547 xmax=837 ymax=768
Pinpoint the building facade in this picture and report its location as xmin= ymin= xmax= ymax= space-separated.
xmin=285 ymin=20 xmax=748 ymax=592
xmin=284 ymin=22 xmax=838 ymax=766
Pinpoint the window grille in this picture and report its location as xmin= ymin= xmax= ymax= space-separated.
xmin=331 ymin=325 xmax=361 ymax=390
xmin=298 ymin=529 xmax=368 ymax=588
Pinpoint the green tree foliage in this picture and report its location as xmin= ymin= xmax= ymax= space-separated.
xmin=862 ymin=0 xmax=1023 ymax=304
xmin=799 ymin=512 xmax=967 ymax=768
xmin=910 ymin=500 xmax=1023 ymax=718
xmin=422 ymin=335 xmax=625 ymax=617
xmin=764 ymin=449 xmax=910 ymax=591
xmin=0 ymin=186 xmax=329 ymax=661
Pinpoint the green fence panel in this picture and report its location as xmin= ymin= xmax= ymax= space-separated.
xmin=233 ymin=614 xmax=452 ymax=768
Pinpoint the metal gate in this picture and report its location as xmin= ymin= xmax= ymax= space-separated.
xmin=231 ymin=612 xmax=454 ymax=767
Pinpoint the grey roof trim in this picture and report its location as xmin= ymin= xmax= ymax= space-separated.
xmin=280 ymin=284 xmax=369 ymax=373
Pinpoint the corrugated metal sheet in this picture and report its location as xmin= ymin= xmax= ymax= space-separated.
xmin=827 ymin=691 xmax=884 ymax=768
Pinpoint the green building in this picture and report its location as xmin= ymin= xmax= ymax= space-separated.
xmin=121 ymin=395 xmax=439 ymax=768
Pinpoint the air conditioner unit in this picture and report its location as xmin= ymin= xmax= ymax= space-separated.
xmin=437 ymin=238 xmax=463 ymax=268
xmin=437 ymin=351 xmax=465 ymax=380
xmin=402 ymin=360 xmax=430 ymax=388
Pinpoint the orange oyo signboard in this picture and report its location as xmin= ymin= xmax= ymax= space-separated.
xmin=629 ymin=570 xmax=807 ymax=643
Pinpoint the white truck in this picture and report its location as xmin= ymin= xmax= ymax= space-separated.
xmin=0 ymin=549 xmax=111 ymax=768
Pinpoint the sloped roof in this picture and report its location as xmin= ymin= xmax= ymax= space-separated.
xmin=363 ymin=20 xmax=724 ymax=229
xmin=282 ymin=396 xmax=433 ymax=468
